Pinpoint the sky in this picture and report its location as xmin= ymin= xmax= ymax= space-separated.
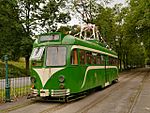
xmin=107 ymin=0 xmax=127 ymax=7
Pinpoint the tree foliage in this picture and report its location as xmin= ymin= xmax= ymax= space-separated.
xmin=0 ymin=0 xmax=23 ymax=61
xmin=39 ymin=0 xmax=71 ymax=32
xmin=0 ymin=0 xmax=149 ymax=74
xmin=0 ymin=0 xmax=71 ymax=75
xmin=72 ymin=0 xmax=107 ymax=23
xmin=126 ymin=0 xmax=150 ymax=59
xmin=60 ymin=0 xmax=148 ymax=69
xmin=95 ymin=7 xmax=116 ymax=47
xmin=54 ymin=0 xmax=149 ymax=69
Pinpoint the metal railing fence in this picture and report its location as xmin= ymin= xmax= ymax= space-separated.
xmin=0 ymin=77 xmax=31 ymax=103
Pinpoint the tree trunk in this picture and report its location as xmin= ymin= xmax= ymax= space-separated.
xmin=123 ymin=59 xmax=126 ymax=70
xmin=123 ymin=53 xmax=126 ymax=70
xmin=119 ymin=59 xmax=122 ymax=72
xmin=25 ymin=55 xmax=30 ymax=76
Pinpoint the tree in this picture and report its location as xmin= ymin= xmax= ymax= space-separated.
xmin=39 ymin=0 xmax=71 ymax=32
xmin=57 ymin=25 xmax=81 ymax=36
xmin=125 ymin=0 xmax=150 ymax=59
xmin=0 ymin=0 xmax=23 ymax=61
xmin=17 ymin=0 xmax=45 ymax=75
xmin=57 ymin=25 xmax=71 ymax=34
xmin=95 ymin=4 xmax=125 ymax=70
xmin=94 ymin=7 xmax=116 ymax=48
xmin=113 ymin=0 xmax=149 ymax=69
xmin=72 ymin=0 xmax=107 ymax=23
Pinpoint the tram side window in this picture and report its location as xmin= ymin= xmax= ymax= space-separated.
xmin=71 ymin=49 xmax=78 ymax=65
xmin=109 ymin=57 xmax=112 ymax=65
xmin=113 ymin=58 xmax=115 ymax=65
xmin=101 ymin=55 xmax=105 ymax=64
xmin=97 ymin=54 xmax=101 ymax=65
xmin=92 ymin=52 xmax=97 ymax=64
xmin=109 ymin=57 xmax=118 ymax=66
xmin=80 ymin=50 xmax=86 ymax=65
xmin=115 ymin=58 xmax=119 ymax=66
xmin=86 ymin=51 xmax=92 ymax=64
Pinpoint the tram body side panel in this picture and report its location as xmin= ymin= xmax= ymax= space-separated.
xmin=30 ymin=65 xmax=118 ymax=96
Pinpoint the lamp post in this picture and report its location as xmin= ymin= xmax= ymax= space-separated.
xmin=4 ymin=55 xmax=10 ymax=102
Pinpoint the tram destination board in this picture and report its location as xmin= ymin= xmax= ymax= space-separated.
xmin=39 ymin=34 xmax=60 ymax=43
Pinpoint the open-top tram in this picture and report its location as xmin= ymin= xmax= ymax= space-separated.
xmin=29 ymin=25 xmax=118 ymax=102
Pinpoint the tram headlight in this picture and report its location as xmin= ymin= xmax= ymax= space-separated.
xmin=58 ymin=75 xmax=65 ymax=83
xmin=59 ymin=83 xmax=65 ymax=89
xmin=31 ymin=77 xmax=36 ymax=83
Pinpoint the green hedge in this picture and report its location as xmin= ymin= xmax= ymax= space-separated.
xmin=0 ymin=59 xmax=26 ymax=78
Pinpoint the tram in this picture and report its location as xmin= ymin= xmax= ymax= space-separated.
xmin=29 ymin=24 xmax=118 ymax=101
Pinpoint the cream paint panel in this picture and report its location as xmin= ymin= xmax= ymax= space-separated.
xmin=71 ymin=45 xmax=118 ymax=58
xmin=81 ymin=66 xmax=118 ymax=88
xmin=33 ymin=68 xmax=64 ymax=87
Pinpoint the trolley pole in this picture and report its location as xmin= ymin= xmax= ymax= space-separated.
xmin=4 ymin=55 xmax=10 ymax=102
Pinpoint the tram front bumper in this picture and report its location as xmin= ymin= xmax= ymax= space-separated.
xmin=28 ymin=89 xmax=49 ymax=98
xmin=27 ymin=89 xmax=38 ymax=99
xmin=51 ymin=89 xmax=70 ymax=97
xmin=40 ymin=89 xmax=49 ymax=97
xmin=28 ymin=89 xmax=70 ymax=98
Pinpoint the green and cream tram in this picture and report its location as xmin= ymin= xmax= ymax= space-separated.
xmin=29 ymin=25 xmax=118 ymax=101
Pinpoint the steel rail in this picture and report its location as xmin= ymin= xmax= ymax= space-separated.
xmin=127 ymin=69 xmax=150 ymax=113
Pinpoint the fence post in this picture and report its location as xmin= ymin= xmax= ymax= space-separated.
xmin=4 ymin=55 xmax=10 ymax=102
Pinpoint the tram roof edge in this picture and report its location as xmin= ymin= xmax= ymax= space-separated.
xmin=62 ymin=34 xmax=117 ymax=56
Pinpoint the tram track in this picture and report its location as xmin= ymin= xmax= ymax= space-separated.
xmin=39 ymin=103 xmax=68 ymax=113
xmin=127 ymin=69 xmax=150 ymax=113
xmin=74 ymin=69 xmax=145 ymax=113
xmin=0 ymin=101 xmax=36 ymax=113
xmin=0 ymin=98 xmax=63 ymax=113
xmin=1 ymin=100 xmax=66 ymax=113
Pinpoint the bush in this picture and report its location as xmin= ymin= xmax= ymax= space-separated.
xmin=0 ymin=58 xmax=26 ymax=78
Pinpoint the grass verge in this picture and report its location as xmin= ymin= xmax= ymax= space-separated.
xmin=0 ymin=58 xmax=26 ymax=78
